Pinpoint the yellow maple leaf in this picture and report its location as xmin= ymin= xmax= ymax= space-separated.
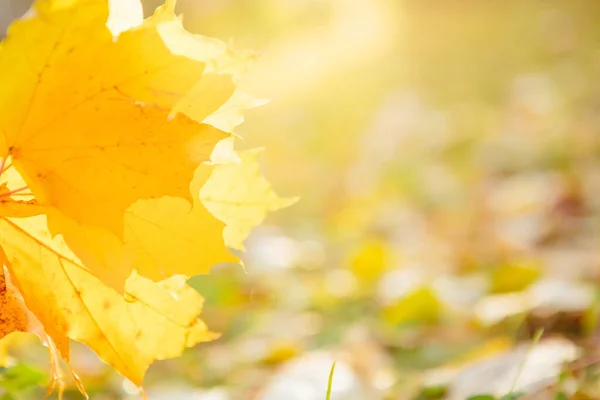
xmin=0 ymin=215 xmax=217 ymax=387
xmin=0 ymin=0 xmax=232 ymax=236
xmin=0 ymin=0 xmax=294 ymax=396
xmin=201 ymin=148 xmax=298 ymax=251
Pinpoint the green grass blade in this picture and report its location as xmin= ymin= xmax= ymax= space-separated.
xmin=326 ymin=362 xmax=336 ymax=400
xmin=508 ymin=328 xmax=544 ymax=395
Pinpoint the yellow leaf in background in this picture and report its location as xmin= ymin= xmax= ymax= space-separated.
xmin=201 ymin=149 xmax=298 ymax=251
xmin=262 ymin=339 xmax=302 ymax=366
xmin=350 ymin=237 xmax=389 ymax=284
xmin=490 ymin=261 xmax=541 ymax=294
xmin=0 ymin=335 xmax=15 ymax=368
xmin=0 ymin=215 xmax=217 ymax=387
xmin=382 ymin=287 xmax=443 ymax=326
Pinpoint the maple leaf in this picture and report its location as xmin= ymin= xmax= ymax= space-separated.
xmin=0 ymin=0 xmax=295 ymax=396
xmin=0 ymin=0 xmax=257 ymax=288
xmin=0 ymin=215 xmax=217 ymax=387
xmin=0 ymin=0 xmax=231 ymax=235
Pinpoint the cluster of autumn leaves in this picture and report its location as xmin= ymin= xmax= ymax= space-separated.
xmin=0 ymin=0 xmax=293 ymax=395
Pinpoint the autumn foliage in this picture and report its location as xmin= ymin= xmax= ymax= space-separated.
xmin=0 ymin=0 xmax=293 ymax=396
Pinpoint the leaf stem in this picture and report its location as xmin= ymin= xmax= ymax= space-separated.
xmin=0 ymin=186 xmax=28 ymax=199
xmin=0 ymin=157 xmax=6 ymax=178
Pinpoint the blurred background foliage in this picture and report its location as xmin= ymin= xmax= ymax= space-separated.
xmin=3 ymin=0 xmax=600 ymax=399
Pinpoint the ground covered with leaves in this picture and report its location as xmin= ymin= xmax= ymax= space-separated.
xmin=2 ymin=1 xmax=600 ymax=400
